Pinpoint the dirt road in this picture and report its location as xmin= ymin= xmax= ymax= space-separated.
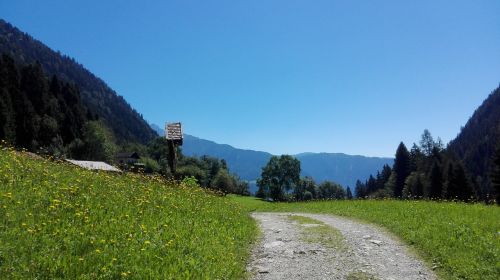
xmin=247 ymin=213 xmax=437 ymax=280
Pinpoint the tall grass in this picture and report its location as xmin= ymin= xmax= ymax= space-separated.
xmin=231 ymin=196 xmax=500 ymax=280
xmin=0 ymin=148 xmax=257 ymax=279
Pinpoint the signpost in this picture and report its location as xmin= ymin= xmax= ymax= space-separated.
xmin=165 ymin=122 xmax=183 ymax=174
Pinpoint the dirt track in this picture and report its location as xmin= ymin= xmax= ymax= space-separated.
xmin=248 ymin=213 xmax=437 ymax=280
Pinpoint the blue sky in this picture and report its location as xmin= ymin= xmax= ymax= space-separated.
xmin=2 ymin=0 xmax=499 ymax=157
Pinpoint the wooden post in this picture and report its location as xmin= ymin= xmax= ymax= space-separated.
xmin=167 ymin=139 xmax=177 ymax=174
xmin=165 ymin=122 xmax=183 ymax=175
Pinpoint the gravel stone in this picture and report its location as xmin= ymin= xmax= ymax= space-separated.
xmin=247 ymin=213 xmax=437 ymax=280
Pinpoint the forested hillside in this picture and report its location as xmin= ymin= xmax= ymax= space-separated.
xmin=0 ymin=19 xmax=156 ymax=144
xmin=356 ymin=86 xmax=500 ymax=203
xmin=448 ymin=85 xmax=500 ymax=199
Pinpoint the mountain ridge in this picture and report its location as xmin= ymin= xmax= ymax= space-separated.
xmin=0 ymin=19 xmax=156 ymax=144
xmin=171 ymin=131 xmax=393 ymax=189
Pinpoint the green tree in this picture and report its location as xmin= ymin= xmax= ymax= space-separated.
xmin=318 ymin=181 xmax=345 ymax=199
xmin=409 ymin=144 xmax=424 ymax=172
xmin=346 ymin=186 xmax=353 ymax=199
xmin=403 ymin=172 xmax=426 ymax=199
xmin=444 ymin=162 xmax=474 ymax=201
xmin=257 ymin=155 xmax=301 ymax=201
xmin=294 ymin=176 xmax=316 ymax=201
xmin=256 ymin=185 xmax=266 ymax=199
xmin=393 ymin=142 xmax=411 ymax=198
xmin=176 ymin=164 xmax=207 ymax=186
xmin=81 ymin=121 xmax=117 ymax=162
xmin=428 ymin=160 xmax=443 ymax=199
xmin=140 ymin=157 xmax=161 ymax=174
xmin=355 ymin=179 xmax=366 ymax=199
xmin=211 ymin=168 xmax=236 ymax=194
xmin=420 ymin=129 xmax=435 ymax=156
xmin=491 ymin=143 xmax=500 ymax=204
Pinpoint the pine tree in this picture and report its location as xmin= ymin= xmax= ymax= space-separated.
xmin=393 ymin=142 xmax=411 ymax=198
xmin=428 ymin=160 xmax=443 ymax=199
xmin=355 ymin=180 xmax=366 ymax=199
xmin=366 ymin=175 xmax=376 ymax=194
xmin=444 ymin=162 xmax=473 ymax=201
xmin=409 ymin=144 xmax=423 ymax=172
xmin=420 ymin=129 xmax=435 ymax=156
xmin=346 ymin=186 xmax=353 ymax=200
xmin=490 ymin=143 xmax=500 ymax=204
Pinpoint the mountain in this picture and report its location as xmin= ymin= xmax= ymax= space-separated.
xmin=181 ymin=134 xmax=393 ymax=190
xmin=182 ymin=134 xmax=273 ymax=180
xmin=448 ymin=85 xmax=500 ymax=196
xmin=150 ymin=123 xmax=163 ymax=136
xmin=0 ymin=19 xmax=156 ymax=144
xmin=295 ymin=153 xmax=393 ymax=188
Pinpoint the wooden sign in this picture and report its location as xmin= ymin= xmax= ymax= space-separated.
xmin=165 ymin=122 xmax=183 ymax=174
xmin=165 ymin=122 xmax=183 ymax=143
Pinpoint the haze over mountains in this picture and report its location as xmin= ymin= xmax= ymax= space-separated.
xmin=153 ymin=125 xmax=394 ymax=190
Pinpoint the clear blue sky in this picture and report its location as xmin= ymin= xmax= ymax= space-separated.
xmin=2 ymin=0 xmax=499 ymax=157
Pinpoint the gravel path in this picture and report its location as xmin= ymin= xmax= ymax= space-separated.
xmin=247 ymin=212 xmax=437 ymax=280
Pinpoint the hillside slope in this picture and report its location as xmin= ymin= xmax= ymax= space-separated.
xmin=448 ymin=85 xmax=500 ymax=196
xmin=0 ymin=19 xmax=156 ymax=144
xmin=0 ymin=147 xmax=256 ymax=278
xmin=182 ymin=134 xmax=393 ymax=188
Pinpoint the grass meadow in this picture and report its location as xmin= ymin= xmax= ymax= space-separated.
xmin=1 ymin=146 xmax=498 ymax=280
xmin=0 ymin=148 xmax=257 ymax=279
xmin=231 ymin=196 xmax=500 ymax=280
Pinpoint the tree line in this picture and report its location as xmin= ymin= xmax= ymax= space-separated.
xmin=255 ymin=155 xmax=352 ymax=201
xmin=0 ymin=54 xmax=250 ymax=196
xmin=355 ymin=129 xmax=499 ymax=203
xmin=0 ymin=53 xmax=105 ymax=157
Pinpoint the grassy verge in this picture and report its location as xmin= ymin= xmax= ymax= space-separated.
xmin=289 ymin=215 xmax=346 ymax=250
xmin=231 ymin=195 xmax=500 ymax=280
xmin=0 ymin=148 xmax=257 ymax=279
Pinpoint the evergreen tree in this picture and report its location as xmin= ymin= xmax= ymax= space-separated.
xmin=444 ymin=162 xmax=474 ymax=201
xmin=491 ymin=143 xmax=500 ymax=204
xmin=428 ymin=160 xmax=443 ymax=199
xmin=409 ymin=144 xmax=421 ymax=172
xmin=403 ymin=172 xmax=425 ymax=198
xmin=393 ymin=142 xmax=411 ymax=198
xmin=346 ymin=186 xmax=353 ymax=200
xmin=366 ymin=175 xmax=377 ymax=194
xmin=420 ymin=129 xmax=435 ymax=156
xmin=355 ymin=179 xmax=366 ymax=198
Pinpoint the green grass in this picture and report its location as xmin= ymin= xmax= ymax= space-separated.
xmin=0 ymin=148 xmax=257 ymax=279
xmin=288 ymin=215 xmax=346 ymax=250
xmin=346 ymin=271 xmax=377 ymax=280
xmin=231 ymin=195 xmax=500 ymax=280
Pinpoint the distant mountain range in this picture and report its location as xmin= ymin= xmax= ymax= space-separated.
xmin=174 ymin=133 xmax=394 ymax=191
